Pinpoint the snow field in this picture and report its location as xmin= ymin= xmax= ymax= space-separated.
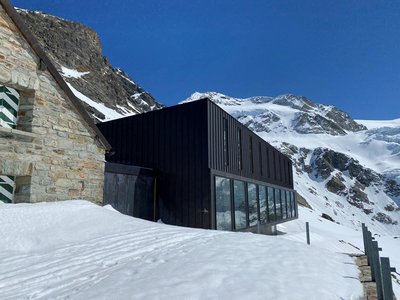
xmin=0 ymin=201 xmax=364 ymax=300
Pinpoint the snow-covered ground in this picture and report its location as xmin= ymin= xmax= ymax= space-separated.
xmin=0 ymin=200 xmax=383 ymax=300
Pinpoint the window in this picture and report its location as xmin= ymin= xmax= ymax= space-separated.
xmin=286 ymin=190 xmax=292 ymax=218
xmin=0 ymin=85 xmax=20 ymax=129
xmin=223 ymin=118 xmax=229 ymax=166
xmin=282 ymin=190 xmax=287 ymax=219
xmin=237 ymin=128 xmax=242 ymax=170
xmin=275 ymin=188 xmax=282 ymax=220
xmin=288 ymin=161 xmax=292 ymax=186
xmin=248 ymin=183 xmax=258 ymax=226
xmin=273 ymin=151 xmax=278 ymax=180
xmin=267 ymin=186 xmax=275 ymax=222
xmin=233 ymin=180 xmax=246 ymax=230
xmin=249 ymin=136 xmax=254 ymax=173
xmin=215 ymin=176 xmax=231 ymax=230
xmin=291 ymin=192 xmax=296 ymax=217
xmin=259 ymin=185 xmax=267 ymax=224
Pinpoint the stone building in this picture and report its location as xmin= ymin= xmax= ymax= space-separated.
xmin=0 ymin=0 xmax=111 ymax=204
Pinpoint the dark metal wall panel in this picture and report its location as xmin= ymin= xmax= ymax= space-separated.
xmin=98 ymin=100 xmax=211 ymax=229
xmin=104 ymin=163 xmax=155 ymax=221
xmin=206 ymin=100 xmax=294 ymax=189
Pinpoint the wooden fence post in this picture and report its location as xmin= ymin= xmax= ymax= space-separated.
xmin=306 ymin=222 xmax=310 ymax=245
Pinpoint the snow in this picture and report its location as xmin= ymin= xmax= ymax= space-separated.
xmin=66 ymin=83 xmax=125 ymax=121
xmin=0 ymin=200 xmax=368 ymax=300
xmin=356 ymin=118 xmax=400 ymax=129
xmin=60 ymin=66 xmax=90 ymax=79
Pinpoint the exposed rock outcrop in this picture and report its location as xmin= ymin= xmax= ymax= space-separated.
xmin=17 ymin=9 xmax=163 ymax=121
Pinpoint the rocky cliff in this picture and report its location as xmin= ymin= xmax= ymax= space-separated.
xmin=17 ymin=9 xmax=162 ymax=121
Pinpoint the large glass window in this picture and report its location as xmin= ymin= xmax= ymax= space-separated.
xmin=267 ymin=186 xmax=275 ymax=222
xmin=215 ymin=176 xmax=231 ymax=230
xmin=259 ymin=185 xmax=267 ymax=224
xmin=282 ymin=190 xmax=287 ymax=219
xmin=233 ymin=180 xmax=246 ymax=230
xmin=291 ymin=192 xmax=296 ymax=217
xmin=248 ymin=183 xmax=258 ymax=226
xmin=275 ymin=188 xmax=282 ymax=220
xmin=286 ymin=190 xmax=292 ymax=218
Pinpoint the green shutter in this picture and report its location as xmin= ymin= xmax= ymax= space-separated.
xmin=0 ymin=85 xmax=19 ymax=203
xmin=0 ymin=85 xmax=20 ymax=129
xmin=0 ymin=176 xmax=15 ymax=203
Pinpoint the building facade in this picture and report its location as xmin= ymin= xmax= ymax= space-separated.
xmin=0 ymin=0 xmax=110 ymax=204
xmin=99 ymin=99 xmax=297 ymax=232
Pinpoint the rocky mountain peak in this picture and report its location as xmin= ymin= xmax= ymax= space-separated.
xmin=17 ymin=9 xmax=162 ymax=121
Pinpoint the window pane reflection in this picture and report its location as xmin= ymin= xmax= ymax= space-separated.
xmin=275 ymin=188 xmax=282 ymax=220
xmin=267 ymin=187 xmax=275 ymax=222
xmin=282 ymin=190 xmax=287 ymax=219
xmin=286 ymin=190 xmax=291 ymax=218
xmin=234 ymin=180 xmax=246 ymax=230
xmin=291 ymin=192 xmax=296 ymax=217
xmin=248 ymin=183 xmax=258 ymax=226
xmin=259 ymin=186 xmax=267 ymax=224
xmin=215 ymin=176 xmax=231 ymax=231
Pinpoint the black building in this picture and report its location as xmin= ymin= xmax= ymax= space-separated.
xmin=98 ymin=98 xmax=297 ymax=233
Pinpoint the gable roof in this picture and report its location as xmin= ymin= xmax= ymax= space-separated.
xmin=0 ymin=0 xmax=111 ymax=151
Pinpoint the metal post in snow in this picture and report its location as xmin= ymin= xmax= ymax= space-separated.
xmin=366 ymin=230 xmax=373 ymax=267
xmin=306 ymin=222 xmax=310 ymax=245
xmin=371 ymin=241 xmax=384 ymax=300
xmin=380 ymin=257 xmax=395 ymax=300
xmin=362 ymin=223 xmax=368 ymax=255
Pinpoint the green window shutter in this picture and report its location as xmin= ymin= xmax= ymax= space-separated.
xmin=0 ymin=175 xmax=15 ymax=203
xmin=0 ymin=85 xmax=19 ymax=203
xmin=0 ymin=85 xmax=20 ymax=129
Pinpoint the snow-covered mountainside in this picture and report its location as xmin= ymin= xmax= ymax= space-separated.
xmin=183 ymin=92 xmax=400 ymax=235
xmin=17 ymin=9 xmax=163 ymax=122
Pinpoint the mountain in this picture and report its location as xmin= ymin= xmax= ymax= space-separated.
xmin=183 ymin=92 xmax=400 ymax=235
xmin=16 ymin=9 xmax=163 ymax=121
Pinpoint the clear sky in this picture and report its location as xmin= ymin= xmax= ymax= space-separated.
xmin=12 ymin=0 xmax=400 ymax=120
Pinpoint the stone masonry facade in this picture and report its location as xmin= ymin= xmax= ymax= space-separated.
xmin=0 ymin=5 xmax=106 ymax=204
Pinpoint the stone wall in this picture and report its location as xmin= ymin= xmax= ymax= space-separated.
xmin=0 ymin=5 xmax=105 ymax=204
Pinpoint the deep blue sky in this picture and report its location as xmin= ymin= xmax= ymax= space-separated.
xmin=13 ymin=0 xmax=400 ymax=119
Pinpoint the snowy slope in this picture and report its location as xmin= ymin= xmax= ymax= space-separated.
xmin=183 ymin=92 xmax=400 ymax=236
xmin=0 ymin=200 xmax=367 ymax=300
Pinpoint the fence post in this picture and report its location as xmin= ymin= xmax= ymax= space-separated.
xmin=362 ymin=223 xmax=368 ymax=255
xmin=367 ymin=231 xmax=375 ymax=267
xmin=371 ymin=241 xmax=384 ymax=300
xmin=380 ymin=257 xmax=394 ymax=300
xmin=306 ymin=222 xmax=310 ymax=245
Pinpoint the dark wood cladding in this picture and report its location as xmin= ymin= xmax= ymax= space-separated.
xmin=207 ymin=100 xmax=293 ymax=189
xmin=98 ymin=99 xmax=210 ymax=229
